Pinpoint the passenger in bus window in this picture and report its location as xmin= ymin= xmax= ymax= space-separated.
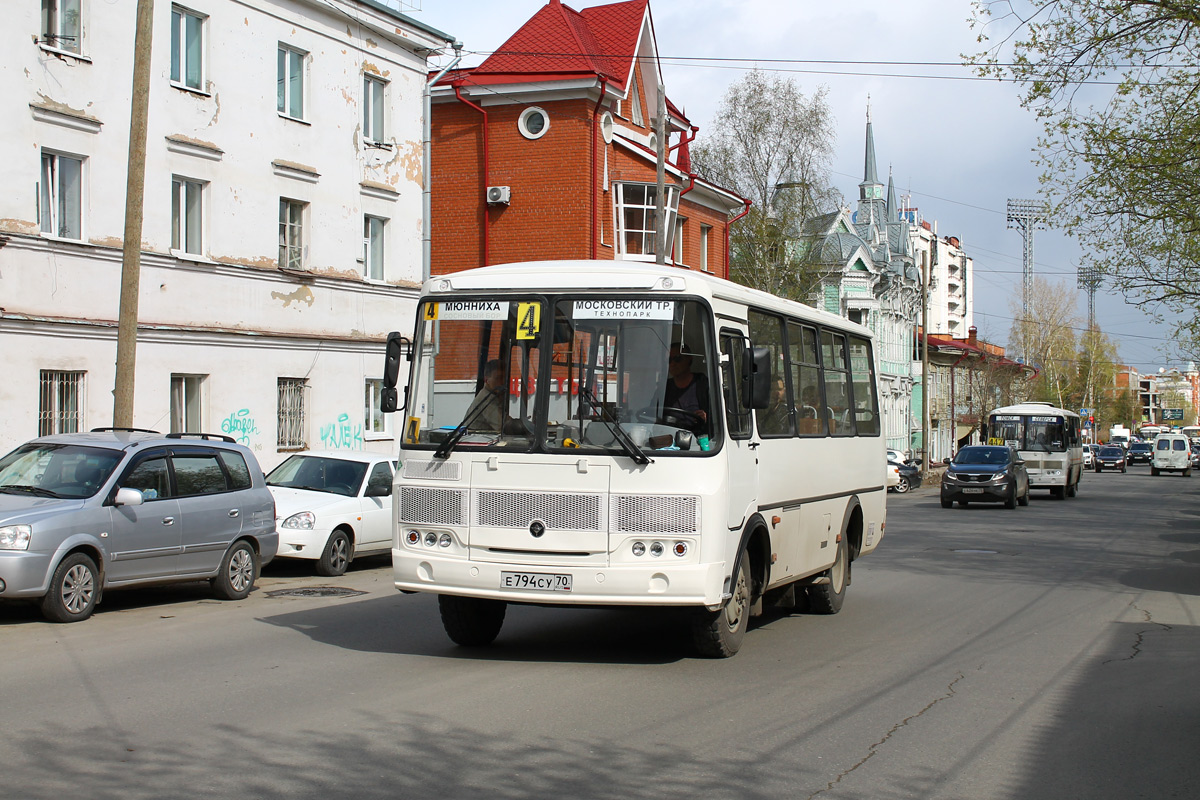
xmin=759 ymin=377 xmax=791 ymax=434
xmin=465 ymin=359 xmax=506 ymax=432
xmin=663 ymin=344 xmax=709 ymax=433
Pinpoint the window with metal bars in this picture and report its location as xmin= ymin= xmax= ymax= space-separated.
xmin=277 ymin=378 xmax=306 ymax=448
xmin=39 ymin=370 xmax=85 ymax=436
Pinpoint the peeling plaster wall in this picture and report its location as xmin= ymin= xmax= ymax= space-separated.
xmin=0 ymin=0 xmax=451 ymax=460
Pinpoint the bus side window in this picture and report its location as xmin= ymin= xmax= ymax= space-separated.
xmin=720 ymin=331 xmax=752 ymax=439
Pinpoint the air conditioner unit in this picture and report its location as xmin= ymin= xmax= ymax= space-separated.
xmin=486 ymin=186 xmax=511 ymax=205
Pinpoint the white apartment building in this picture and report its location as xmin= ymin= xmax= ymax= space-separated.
xmin=906 ymin=219 xmax=974 ymax=337
xmin=1 ymin=0 xmax=454 ymax=469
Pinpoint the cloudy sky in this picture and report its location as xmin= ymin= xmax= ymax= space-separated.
xmin=410 ymin=0 xmax=1184 ymax=374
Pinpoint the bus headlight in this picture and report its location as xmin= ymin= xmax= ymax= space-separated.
xmin=649 ymin=542 xmax=664 ymax=557
xmin=424 ymin=532 xmax=438 ymax=547
xmin=631 ymin=541 xmax=646 ymax=557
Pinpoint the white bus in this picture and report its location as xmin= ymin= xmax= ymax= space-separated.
xmin=380 ymin=261 xmax=887 ymax=657
xmin=985 ymin=402 xmax=1084 ymax=498
xmin=1183 ymin=425 xmax=1200 ymax=444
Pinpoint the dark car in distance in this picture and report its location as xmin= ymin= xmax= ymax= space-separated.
xmin=888 ymin=458 xmax=921 ymax=494
xmin=1094 ymin=445 xmax=1127 ymax=473
xmin=1126 ymin=442 xmax=1154 ymax=465
xmin=941 ymin=445 xmax=1030 ymax=509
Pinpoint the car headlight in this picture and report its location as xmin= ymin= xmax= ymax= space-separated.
xmin=991 ymin=470 xmax=1009 ymax=481
xmin=281 ymin=511 xmax=316 ymax=530
xmin=0 ymin=524 xmax=32 ymax=551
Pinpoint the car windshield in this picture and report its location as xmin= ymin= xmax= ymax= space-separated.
xmin=1130 ymin=443 xmax=1151 ymax=452
xmin=953 ymin=446 xmax=1010 ymax=466
xmin=1099 ymin=447 xmax=1122 ymax=456
xmin=0 ymin=443 xmax=123 ymax=499
xmin=266 ymin=455 xmax=368 ymax=497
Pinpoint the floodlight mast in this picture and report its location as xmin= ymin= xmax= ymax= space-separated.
xmin=1076 ymin=262 xmax=1102 ymax=331
xmin=1007 ymin=198 xmax=1048 ymax=362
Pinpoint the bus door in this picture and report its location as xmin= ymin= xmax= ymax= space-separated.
xmin=720 ymin=328 xmax=758 ymax=531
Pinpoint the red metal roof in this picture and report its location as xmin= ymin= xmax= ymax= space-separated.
xmin=461 ymin=0 xmax=648 ymax=92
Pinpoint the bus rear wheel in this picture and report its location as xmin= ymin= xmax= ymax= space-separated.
xmin=691 ymin=548 xmax=750 ymax=658
xmin=808 ymin=535 xmax=848 ymax=615
xmin=438 ymin=595 xmax=506 ymax=647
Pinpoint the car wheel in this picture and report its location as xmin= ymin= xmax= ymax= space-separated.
xmin=1186 ymin=466 xmax=1193 ymax=477
xmin=807 ymin=536 xmax=847 ymax=615
xmin=41 ymin=552 xmax=100 ymax=623
xmin=212 ymin=540 xmax=258 ymax=601
xmin=895 ymin=476 xmax=910 ymax=494
xmin=1018 ymin=485 xmax=1030 ymax=506
xmin=1121 ymin=466 xmax=1127 ymax=473
xmin=1095 ymin=466 xmax=1102 ymax=473
xmin=316 ymin=529 xmax=352 ymax=577
xmin=1151 ymin=466 xmax=1159 ymax=476
xmin=692 ymin=548 xmax=751 ymax=657
xmin=439 ymin=594 xmax=507 ymax=647
xmin=1005 ymin=483 xmax=1018 ymax=509
xmin=941 ymin=496 xmax=952 ymax=509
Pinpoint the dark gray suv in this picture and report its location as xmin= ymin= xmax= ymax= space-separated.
xmin=0 ymin=429 xmax=278 ymax=622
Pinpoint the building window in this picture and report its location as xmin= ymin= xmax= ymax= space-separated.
xmin=518 ymin=106 xmax=549 ymax=140
xmin=629 ymin=74 xmax=643 ymax=126
xmin=39 ymin=370 xmax=85 ymax=436
xmin=171 ymin=177 xmax=204 ymax=255
xmin=41 ymin=0 xmax=82 ymax=53
xmin=363 ymin=74 xmax=386 ymax=142
xmin=277 ymin=45 xmax=306 ymax=119
xmin=278 ymin=378 xmax=307 ymax=449
xmin=700 ymin=224 xmax=712 ymax=272
xmin=363 ymin=215 xmax=385 ymax=280
xmin=170 ymin=6 xmax=204 ymax=90
xmin=615 ymin=183 xmax=678 ymax=259
xmin=672 ymin=217 xmax=686 ymax=265
xmin=364 ymin=379 xmax=391 ymax=438
xmin=170 ymin=374 xmax=204 ymax=433
xmin=40 ymin=151 xmax=83 ymax=240
xmin=279 ymin=198 xmax=306 ymax=269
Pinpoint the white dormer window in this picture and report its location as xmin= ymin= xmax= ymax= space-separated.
xmin=630 ymin=74 xmax=644 ymax=127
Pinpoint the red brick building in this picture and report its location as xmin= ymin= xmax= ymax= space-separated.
xmin=429 ymin=0 xmax=747 ymax=277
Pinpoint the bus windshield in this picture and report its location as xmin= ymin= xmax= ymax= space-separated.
xmin=989 ymin=413 xmax=1068 ymax=452
xmin=404 ymin=295 xmax=718 ymax=457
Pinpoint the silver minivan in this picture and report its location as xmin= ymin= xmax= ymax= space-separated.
xmin=1151 ymin=433 xmax=1193 ymax=477
xmin=0 ymin=430 xmax=278 ymax=621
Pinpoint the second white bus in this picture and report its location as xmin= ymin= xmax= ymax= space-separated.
xmin=381 ymin=261 xmax=887 ymax=657
xmin=986 ymin=401 xmax=1084 ymax=498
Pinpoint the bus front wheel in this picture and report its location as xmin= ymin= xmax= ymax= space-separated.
xmin=692 ymin=548 xmax=750 ymax=658
xmin=438 ymin=595 xmax=506 ymax=647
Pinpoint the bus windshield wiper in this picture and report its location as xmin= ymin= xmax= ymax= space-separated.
xmin=578 ymin=386 xmax=650 ymax=465
xmin=434 ymin=391 xmax=501 ymax=459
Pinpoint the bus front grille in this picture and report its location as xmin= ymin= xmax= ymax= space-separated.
xmin=612 ymin=495 xmax=700 ymax=534
xmin=475 ymin=490 xmax=604 ymax=531
xmin=400 ymin=487 xmax=467 ymax=526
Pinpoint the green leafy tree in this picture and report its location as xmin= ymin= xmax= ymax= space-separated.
xmin=969 ymin=1 xmax=1200 ymax=357
xmin=691 ymin=70 xmax=840 ymax=300
xmin=1009 ymin=278 xmax=1078 ymax=407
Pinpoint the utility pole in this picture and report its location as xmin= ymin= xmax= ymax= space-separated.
xmin=922 ymin=249 xmax=931 ymax=469
xmin=654 ymin=84 xmax=667 ymax=265
xmin=113 ymin=0 xmax=155 ymax=427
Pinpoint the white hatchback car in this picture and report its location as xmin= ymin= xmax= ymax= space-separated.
xmin=266 ymin=451 xmax=396 ymax=576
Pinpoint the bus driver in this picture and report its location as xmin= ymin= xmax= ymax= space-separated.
xmin=663 ymin=344 xmax=709 ymax=434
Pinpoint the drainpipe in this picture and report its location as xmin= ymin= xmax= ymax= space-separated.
xmin=454 ymin=84 xmax=490 ymax=267
xmin=669 ymin=124 xmax=698 ymax=156
xmin=422 ymin=43 xmax=462 ymax=283
xmin=725 ymin=199 xmax=751 ymax=279
xmin=591 ymin=76 xmax=608 ymax=259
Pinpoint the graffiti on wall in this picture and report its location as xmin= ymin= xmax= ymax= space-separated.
xmin=221 ymin=409 xmax=260 ymax=448
xmin=320 ymin=413 xmax=363 ymax=449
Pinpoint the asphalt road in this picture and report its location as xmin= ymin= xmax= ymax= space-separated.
xmin=3 ymin=466 xmax=1198 ymax=799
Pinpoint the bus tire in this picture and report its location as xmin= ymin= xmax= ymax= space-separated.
xmin=808 ymin=535 xmax=847 ymax=615
xmin=691 ymin=548 xmax=750 ymax=658
xmin=1066 ymin=479 xmax=1077 ymax=498
xmin=438 ymin=595 xmax=506 ymax=647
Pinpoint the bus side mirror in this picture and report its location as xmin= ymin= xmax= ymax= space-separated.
xmin=381 ymin=331 xmax=411 ymax=414
xmin=742 ymin=346 xmax=771 ymax=410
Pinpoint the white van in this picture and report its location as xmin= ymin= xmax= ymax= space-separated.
xmin=1151 ymin=433 xmax=1192 ymax=476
